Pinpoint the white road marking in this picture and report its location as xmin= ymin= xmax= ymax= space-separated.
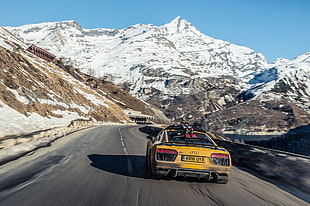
xmin=119 ymin=128 xmax=127 ymax=154
xmin=119 ymin=127 xmax=133 ymax=175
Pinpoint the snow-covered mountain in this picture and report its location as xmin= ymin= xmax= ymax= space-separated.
xmin=0 ymin=27 xmax=166 ymax=139
xmin=243 ymin=52 xmax=310 ymax=112
xmin=203 ymin=52 xmax=310 ymax=135
xmin=6 ymin=17 xmax=268 ymax=91
xmin=5 ymin=17 xmax=310 ymax=135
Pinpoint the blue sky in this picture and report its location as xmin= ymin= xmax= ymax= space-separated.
xmin=1 ymin=0 xmax=309 ymax=63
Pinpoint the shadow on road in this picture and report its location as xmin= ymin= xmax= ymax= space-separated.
xmin=88 ymin=154 xmax=147 ymax=179
xmin=87 ymin=154 xmax=217 ymax=184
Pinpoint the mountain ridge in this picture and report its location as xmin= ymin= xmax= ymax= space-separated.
xmin=4 ymin=17 xmax=310 ymax=135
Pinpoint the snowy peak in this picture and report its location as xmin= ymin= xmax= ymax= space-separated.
xmin=292 ymin=52 xmax=310 ymax=64
xmin=274 ymin=52 xmax=310 ymax=76
xmin=273 ymin=58 xmax=289 ymax=65
xmin=0 ymin=26 xmax=28 ymax=50
xmin=6 ymin=20 xmax=87 ymax=50
xmin=162 ymin=16 xmax=198 ymax=35
xmin=55 ymin=20 xmax=82 ymax=29
xmin=16 ymin=20 xmax=81 ymax=31
xmin=243 ymin=52 xmax=310 ymax=115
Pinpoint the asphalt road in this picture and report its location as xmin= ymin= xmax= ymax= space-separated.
xmin=0 ymin=125 xmax=308 ymax=206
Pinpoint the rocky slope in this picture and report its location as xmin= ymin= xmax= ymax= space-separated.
xmin=5 ymin=17 xmax=310 ymax=135
xmin=0 ymin=27 xmax=167 ymax=139
xmin=208 ymin=52 xmax=310 ymax=135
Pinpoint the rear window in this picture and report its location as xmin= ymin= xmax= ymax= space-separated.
xmin=167 ymin=131 xmax=214 ymax=146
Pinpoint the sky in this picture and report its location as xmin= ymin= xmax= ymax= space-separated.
xmin=0 ymin=0 xmax=309 ymax=63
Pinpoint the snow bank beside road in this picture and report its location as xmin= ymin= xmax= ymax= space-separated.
xmin=0 ymin=101 xmax=85 ymax=138
xmin=0 ymin=121 xmax=124 ymax=165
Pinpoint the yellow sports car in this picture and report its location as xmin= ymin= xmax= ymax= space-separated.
xmin=146 ymin=123 xmax=232 ymax=183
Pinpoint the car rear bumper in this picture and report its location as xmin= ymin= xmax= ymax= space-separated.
xmin=155 ymin=166 xmax=229 ymax=180
xmin=172 ymin=168 xmax=213 ymax=179
xmin=154 ymin=160 xmax=230 ymax=175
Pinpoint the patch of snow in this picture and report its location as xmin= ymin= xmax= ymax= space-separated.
xmin=74 ymin=88 xmax=109 ymax=107
xmin=0 ymin=100 xmax=85 ymax=137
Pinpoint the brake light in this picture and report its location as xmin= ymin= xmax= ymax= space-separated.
xmin=156 ymin=148 xmax=178 ymax=161
xmin=211 ymin=153 xmax=229 ymax=158
xmin=156 ymin=148 xmax=178 ymax=154
xmin=210 ymin=153 xmax=230 ymax=166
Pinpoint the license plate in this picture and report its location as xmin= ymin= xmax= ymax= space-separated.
xmin=181 ymin=155 xmax=205 ymax=163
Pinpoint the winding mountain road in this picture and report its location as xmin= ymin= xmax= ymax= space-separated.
xmin=0 ymin=125 xmax=308 ymax=206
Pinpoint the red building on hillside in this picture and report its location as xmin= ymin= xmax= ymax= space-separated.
xmin=26 ymin=44 xmax=56 ymax=62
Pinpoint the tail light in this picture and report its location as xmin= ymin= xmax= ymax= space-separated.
xmin=156 ymin=148 xmax=178 ymax=161
xmin=211 ymin=153 xmax=230 ymax=166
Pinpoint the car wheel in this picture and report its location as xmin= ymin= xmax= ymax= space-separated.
xmin=146 ymin=146 xmax=160 ymax=179
xmin=210 ymin=174 xmax=229 ymax=184
xmin=146 ymin=145 xmax=153 ymax=177
xmin=145 ymin=145 xmax=150 ymax=167
xmin=217 ymin=176 xmax=228 ymax=184
xmin=147 ymin=156 xmax=157 ymax=178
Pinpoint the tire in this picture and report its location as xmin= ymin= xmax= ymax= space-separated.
xmin=146 ymin=145 xmax=153 ymax=178
xmin=147 ymin=157 xmax=157 ymax=178
xmin=217 ymin=176 xmax=228 ymax=184
xmin=146 ymin=145 xmax=160 ymax=179
xmin=145 ymin=145 xmax=150 ymax=167
xmin=210 ymin=174 xmax=229 ymax=184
